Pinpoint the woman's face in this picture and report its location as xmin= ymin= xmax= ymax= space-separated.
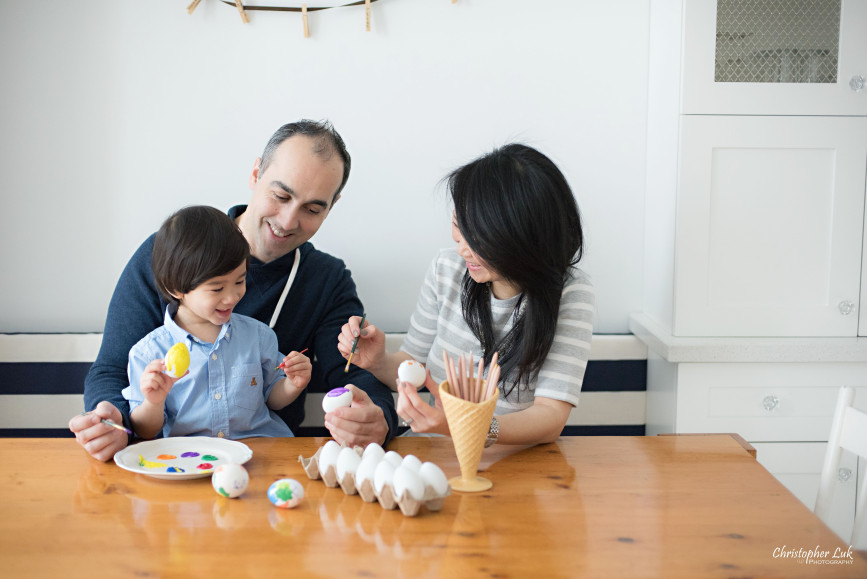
xmin=451 ymin=214 xmax=520 ymax=299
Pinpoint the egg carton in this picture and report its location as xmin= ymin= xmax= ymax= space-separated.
xmin=298 ymin=442 xmax=451 ymax=517
xmin=298 ymin=442 xmax=363 ymax=491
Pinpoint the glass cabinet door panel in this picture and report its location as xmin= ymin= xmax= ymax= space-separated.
xmin=715 ymin=0 xmax=840 ymax=84
xmin=682 ymin=0 xmax=867 ymax=115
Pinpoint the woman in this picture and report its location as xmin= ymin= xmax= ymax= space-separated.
xmin=338 ymin=144 xmax=594 ymax=446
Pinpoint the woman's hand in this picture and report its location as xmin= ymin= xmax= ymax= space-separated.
xmin=396 ymin=372 xmax=450 ymax=436
xmin=337 ymin=316 xmax=387 ymax=373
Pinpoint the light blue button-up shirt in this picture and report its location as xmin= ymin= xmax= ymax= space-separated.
xmin=122 ymin=307 xmax=293 ymax=439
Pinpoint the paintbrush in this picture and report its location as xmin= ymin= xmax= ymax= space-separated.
xmin=275 ymin=348 xmax=309 ymax=370
xmin=344 ymin=313 xmax=367 ymax=373
xmin=81 ymin=412 xmax=132 ymax=435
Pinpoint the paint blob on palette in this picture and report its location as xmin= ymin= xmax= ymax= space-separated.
xmin=138 ymin=451 xmax=222 ymax=474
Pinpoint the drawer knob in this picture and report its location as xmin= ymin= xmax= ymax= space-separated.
xmin=838 ymin=300 xmax=855 ymax=316
xmin=851 ymin=75 xmax=865 ymax=92
xmin=762 ymin=395 xmax=779 ymax=412
xmin=838 ymin=467 xmax=852 ymax=483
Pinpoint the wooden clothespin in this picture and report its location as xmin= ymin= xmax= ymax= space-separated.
xmin=302 ymin=4 xmax=310 ymax=38
xmin=187 ymin=0 xmax=202 ymax=15
xmin=233 ymin=0 xmax=250 ymax=23
xmin=365 ymin=0 xmax=371 ymax=31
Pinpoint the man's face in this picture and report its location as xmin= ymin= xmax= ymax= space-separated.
xmin=239 ymin=135 xmax=344 ymax=263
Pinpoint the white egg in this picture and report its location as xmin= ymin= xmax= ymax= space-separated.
xmin=211 ymin=463 xmax=249 ymax=499
xmin=318 ymin=440 xmax=341 ymax=475
xmin=401 ymin=454 xmax=422 ymax=473
xmin=397 ymin=360 xmax=427 ymax=388
xmin=392 ymin=465 xmax=426 ymax=501
xmin=354 ymin=453 xmax=380 ymax=487
xmin=362 ymin=442 xmax=385 ymax=463
xmin=419 ymin=462 xmax=449 ymax=496
xmin=382 ymin=450 xmax=403 ymax=468
xmin=374 ymin=460 xmax=396 ymax=493
xmin=336 ymin=446 xmax=361 ymax=480
xmin=322 ymin=387 xmax=353 ymax=413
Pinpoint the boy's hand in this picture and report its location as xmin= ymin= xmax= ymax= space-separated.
xmin=140 ymin=360 xmax=183 ymax=405
xmin=280 ymin=350 xmax=312 ymax=390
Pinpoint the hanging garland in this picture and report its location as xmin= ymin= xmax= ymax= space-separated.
xmin=187 ymin=0 xmax=458 ymax=37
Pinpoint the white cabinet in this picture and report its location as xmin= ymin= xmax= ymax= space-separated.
xmin=675 ymin=115 xmax=867 ymax=337
xmin=682 ymin=0 xmax=867 ymax=115
xmin=638 ymin=0 xmax=867 ymax=545
xmin=644 ymin=0 xmax=867 ymax=338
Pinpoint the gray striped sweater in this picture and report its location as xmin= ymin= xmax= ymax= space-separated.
xmin=401 ymin=248 xmax=595 ymax=415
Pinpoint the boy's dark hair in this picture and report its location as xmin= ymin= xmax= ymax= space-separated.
xmin=152 ymin=205 xmax=250 ymax=305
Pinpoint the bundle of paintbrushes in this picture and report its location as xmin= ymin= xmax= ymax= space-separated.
xmin=441 ymin=350 xmax=501 ymax=402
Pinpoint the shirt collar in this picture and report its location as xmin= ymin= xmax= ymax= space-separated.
xmin=162 ymin=305 xmax=234 ymax=347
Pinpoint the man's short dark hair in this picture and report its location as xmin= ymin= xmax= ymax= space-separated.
xmin=259 ymin=119 xmax=351 ymax=205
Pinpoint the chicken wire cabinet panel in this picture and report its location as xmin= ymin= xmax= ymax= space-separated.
xmin=682 ymin=0 xmax=867 ymax=115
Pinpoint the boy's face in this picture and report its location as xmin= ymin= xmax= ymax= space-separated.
xmin=239 ymin=135 xmax=344 ymax=264
xmin=174 ymin=262 xmax=247 ymax=328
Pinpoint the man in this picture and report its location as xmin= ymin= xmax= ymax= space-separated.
xmin=69 ymin=120 xmax=396 ymax=461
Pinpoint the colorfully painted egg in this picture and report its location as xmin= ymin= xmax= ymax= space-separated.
xmin=322 ymin=387 xmax=353 ymax=413
xmin=397 ymin=360 xmax=427 ymax=388
xmin=211 ymin=463 xmax=249 ymax=499
xmin=267 ymin=478 xmax=305 ymax=509
xmin=164 ymin=342 xmax=190 ymax=378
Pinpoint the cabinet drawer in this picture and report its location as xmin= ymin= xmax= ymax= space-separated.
xmin=675 ymin=363 xmax=867 ymax=441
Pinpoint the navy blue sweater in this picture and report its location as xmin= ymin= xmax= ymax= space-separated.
xmin=84 ymin=205 xmax=398 ymax=441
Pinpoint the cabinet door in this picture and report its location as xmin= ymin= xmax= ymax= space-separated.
xmin=674 ymin=115 xmax=867 ymax=337
xmin=682 ymin=0 xmax=867 ymax=115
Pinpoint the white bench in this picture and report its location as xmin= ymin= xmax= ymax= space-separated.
xmin=0 ymin=333 xmax=647 ymax=436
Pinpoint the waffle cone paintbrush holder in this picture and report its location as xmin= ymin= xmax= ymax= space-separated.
xmin=439 ymin=380 xmax=497 ymax=492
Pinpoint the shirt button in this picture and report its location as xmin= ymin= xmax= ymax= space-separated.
xmin=215 ymin=393 xmax=222 ymax=400
xmin=211 ymin=353 xmax=218 ymax=360
xmin=217 ymin=431 xmax=224 ymax=438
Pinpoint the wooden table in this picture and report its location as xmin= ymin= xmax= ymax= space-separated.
xmin=1 ymin=436 xmax=864 ymax=578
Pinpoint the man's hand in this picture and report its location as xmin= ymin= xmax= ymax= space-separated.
xmin=68 ymin=401 xmax=129 ymax=462
xmin=324 ymin=384 xmax=388 ymax=447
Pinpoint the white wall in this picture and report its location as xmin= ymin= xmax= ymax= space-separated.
xmin=0 ymin=0 xmax=649 ymax=334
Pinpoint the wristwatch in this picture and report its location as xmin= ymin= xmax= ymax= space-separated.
xmin=484 ymin=416 xmax=499 ymax=448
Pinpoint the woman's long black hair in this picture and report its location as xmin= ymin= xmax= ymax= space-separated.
xmin=449 ymin=144 xmax=584 ymax=394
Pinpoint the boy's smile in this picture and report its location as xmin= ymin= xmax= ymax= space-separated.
xmin=172 ymin=262 xmax=248 ymax=342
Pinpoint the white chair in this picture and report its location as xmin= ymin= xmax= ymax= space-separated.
xmin=815 ymin=386 xmax=867 ymax=549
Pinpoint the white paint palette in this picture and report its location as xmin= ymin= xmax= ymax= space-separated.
xmin=114 ymin=437 xmax=252 ymax=480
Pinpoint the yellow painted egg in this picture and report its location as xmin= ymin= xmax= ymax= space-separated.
xmin=164 ymin=342 xmax=190 ymax=378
